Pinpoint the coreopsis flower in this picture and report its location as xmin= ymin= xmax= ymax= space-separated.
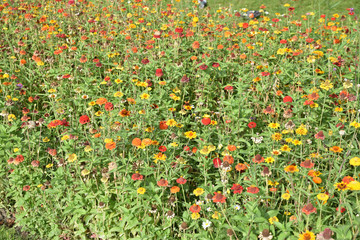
xmin=334 ymin=182 xmax=348 ymax=191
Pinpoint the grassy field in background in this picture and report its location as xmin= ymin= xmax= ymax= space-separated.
xmin=202 ymin=0 xmax=359 ymax=16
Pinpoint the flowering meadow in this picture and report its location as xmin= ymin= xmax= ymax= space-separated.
xmin=0 ymin=0 xmax=360 ymax=239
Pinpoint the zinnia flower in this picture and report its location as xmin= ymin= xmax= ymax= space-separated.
xmin=302 ymin=203 xmax=317 ymax=215
xmin=212 ymin=192 xmax=226 ymax=203
xmin=247 ymin=186 xmax=259 ymax=194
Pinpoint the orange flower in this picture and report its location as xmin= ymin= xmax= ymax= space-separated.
xmin=190 ymin=56 xmax=197 ymax=61
xmin=159 ymin=121 xmax=168 ymax=130
xmin=142 ymin=138 xmax=152 ymax=146
xmin=313 ymin=177 xmax=322 ymax=184
xmin=20 ymin=59 xmax=26 ymax=65
xmin=105 ymin=142 xmax=116 ymax=150
xmin=284 ymin=165 xmax=299 ymax=173
xmin=119 ymin=109 xmax=130 ymax=117
xmin=227 ymin=145 xmax=236 ymax=151
xmin=223 ymin=155 xmax=234 ymax=164
xmin=96 ymin=98 xmax=108 ymax=105
xmin=192 ymin=41 xmax=200 ymax=49
xmin=217 ymin=44 xmax=224 ymax=50
xmin=330 ymin=146 xmax=343 ymax=153
xmin=170 ymin=186 xmax=180 ymax=193
xmin=132 ymin=138 xmax=142 ymax=147
xmin=80 ymin=55 xmax=87 ymax=63
xmin=235 ymin=163 xmax=248 ymax=171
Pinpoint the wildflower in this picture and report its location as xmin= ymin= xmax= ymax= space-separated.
xmin=265 ymin=157 xmax=275 ymax=163
xmin=202 ymin=220 xmax=212 ymax=229
xmin=347 ymin=181 xmax=360 ymax=191
xmin=329 ymin=146 xmax=343 ymax=153
xmin=258 ymin=229 xmax=273 ymax=240
xmin=281 ymin=145 xmax=291 ymax=152
xmin=170 ymin=186 xmax=180 ymax=193
xmin=316 ymin=228 xmax=334 ymax=240
xmin=248 ymin=122 xmax=257 ymax=128
xmin=298 ymin=230 xmax=315 ymax=240
xmin=140 ymin=93 xmax=150 ymax=99
xmin=177 ymin=177 xmax=187 ymax=185
xmin=314 ymin=131 xmax=325 ymax=140
xmin=334 ymin=182 xmax=348 ymax=191
xmin=23 ymin=185 xmax=30 ymax=191
xmin=157 ymin=179 xmax=168 ymax=187
xmin=268 ymin=123 xmax=280 ymax=129
xmin=282 ymin=193 xmax=291 ymax=200
xmin=212 ymin=192 xmax=226 ymax=203
xmin=253 ymin=154 xmax=264 ymax=163
xmin=67 ymin=153 xmax=77 ymax=162
xmin=231 ymin=184 xmax=244 ymax=194
xmin=191 ymin=212 xmax=200 ymax=220
xmin=284 ymin=165 xmax=299 ymax=173
xmin=193 ymin=188 xmax=205 ymax=196
xmin=302 ymin=203 xmax=317 ymax=215
xmin=283 ymin=96 xmax=293 ymax=103
xmin=212 ymin=211 xmax=220 ymax=219
xmin=184 ymin=131 xmax=197 ymax=139
xmin=300 ymin=159 xmax=315 ymax=168
xmin=247 ymin=186 xmax=259 ymax=194
xmin=296 ymin=125 xmax=308 ymax=135
xmin=317 ymin=193 xmax=329 ymax=202
xmin=79 ymin=115 xmax=90 ymax=124
xmin=349 ymin=157 xmax=360 ymax=166
xmin=268 ymin=216 xmax=278 ymax=225
xmin=271 ymin=133 xmax=282 ymax=141
xmin=234 ymin=205 xmax=241 ymax=210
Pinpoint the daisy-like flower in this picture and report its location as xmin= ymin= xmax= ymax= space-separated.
xmin=184 ymin=131 xmax=197 ymax=139
xmin=202 ymin=220 xmax=212 ymax=229
xmin=268 ymin=216 xmax=278 ymax=225
xmin=268 ymin=122 xmax=280 ymax=129
xmin=258 ymin=229 xmax=273 ymax=240
xmin=284 ymin=165 xmax=299 ymax=173
xmin=193 ymin=188 xmax=205 ymax=196
xmin=272 ymin=150 xmax=281 ymax=156
xmin=334 ymin=182 xmax=348 ymax=191
xmin=282 ymin=193 xmax=291 ymax=200
xmin=317 ymin=193 xmax=329 ymax=202
xmin=349 ymin=157 xmax=360 ymax=166
xmin=298 ymin=230 xmax=315 ymax=240
xmin=271 ymin=133 xmax=282 ymax=141
xmin=234 ymin=204 xmax=241 ymax=210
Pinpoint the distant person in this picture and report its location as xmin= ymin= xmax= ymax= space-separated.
xmin=198 ymin=0 xmax=207 ymax=9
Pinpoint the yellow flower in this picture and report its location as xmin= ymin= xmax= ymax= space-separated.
xmin=7 ymin=114 xmax=16 ymax=121
xmin=292 ymin=139 xmax=302 ymax=145
xmin=268 ymin=123 xmax=280 ymax=129
xmin=185 ymin=131 xmax=197 ymax=139
xmin=350 ymin=157 xmax=360 ymax=166
xmin=320 ymin=80 xmax=333 ymax=91
xmin=334 ymin=182 xmax=348 ymax=191
xmin=191 ymin=212 xmax=200 ymax=220
xmin=212 ymin=211 xmax=221 ymax=219
xmin=166 ymin=119 xmax=177 ymax=127
xmin=284 ymin=165 xmax=299 ymax=173
xmin=271 ymin=133 xmax=282 ymax=141
xmin=95 ymin=111 xmax=103 ymax=116
xmin=282 ymin=193 xmax=291 ymax=200
xmin=193 ymin=188 xmax=205 ymax=196
xmin=43 ymin=137 xmax=50 ymax=142
xmin=137 ymin=187 xmax=146 ymax=194
xmin=89 ymin=101 xmax=96 ymax=106
xmin=171 ymin=142 xmax=179 ymax=147
xmin=265 ymin=157 xmax=275 ymax=163
xmin=114 ymin=91 xmax=124 ymax=97
xmin=68 ymin=153 xmax=77 ymax=162
xmin=317 ymin=193 xmax=329 ymax=202
xmin=296 ymin=125 xmax=308 ymax=136
xmin=140 ymin=93 xmax=150 ymax=99
xmin=81 ymin=169 xmax=90 ymax=176
xmin=281 ymin=145 xmax=291 ymax=152
xmin=61 ymin=135 xmax=70 ymax=141
xmin=268 ymin=216 xmax=279 ymax=225
xmin=350 ymin=121 xmax=360 ymax=128
xmin=200 ymin=146 xmax=211 ymax=155
xmin=13 ymin=148 xmax=19 ymax=153
xmin=84 ymin=145 xmax=93 ymax=152
xmin=347 ymin=181 xmax=360 ymax=191
xmin=46 ymin=163 xmax=53 ymax=168
xmin=298 ymin=230 xmax=315 ymax=240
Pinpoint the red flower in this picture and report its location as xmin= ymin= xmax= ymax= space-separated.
xmin=302 ymin=203 xmax=317 ymax=215
xmin=104 ymin=102 xmax=114 ymax=111
xmin=176 ymin=177 xmax=187 ymax=185
xmin=283 ymin=96 xmax=293 ymax=103
xmin=224 ymin=85 xmax=233 ymax=91
xmin=212 ymin=62 xmax=220 ymax=68
xmin=159 ymin=146 xmax=167 ymax=152
xmin=199 ymin=64 xmax=208 ymax=70
xmin=272 ymin=18 xmax=279 ymax=22
xmin=79 ymin=115 xmax=90 ymax=125
xmin=247 ymin=186 xmax=259 ymax=194
xmin=23 ymin=185 xmax=30 ymax=191
xmin=131 ymin=173 xmax=143 ymax=181
xmin=201 ymin=118 xmax=211 ymax=125
xmin=231 ymin=184 xmax=243 ymax=194
xmin=159 ymin=121 xmax=168 ymax=130
xmin=300 ymin=160 xmax=315 ymax=169
xmin=155 ymin=68 xmax=163 ymax=77
xmin=212 ymin=192 xmax=226 ymax=203
xmin=252 ymin=154 xmax=264 ymax=164
xmin=157 ymin=179 xmax=168 ymax=187
xmin=175 ymin=27 xmax=183 ymax=33
xmin=184 ymin=146 xmax=191 ymax=152
xmin=280 ymin=39 xmax=287 ymax=44
xmin=189 ymin=204 xmax=201 ymax=213
xmin=248 ymin=122 xmax=256 ymax=128
xmin=342 ymin=176 xmax=354 ymax=184
xmin=47 ymin=148 xmax=57 ymax=156
xmin=314 ymin=131 xmax=325 ymax=140
xmin=336 ymin=207 xmax=346 ymax=213
xmin=213 ymin=158 xmax=222 ymax=168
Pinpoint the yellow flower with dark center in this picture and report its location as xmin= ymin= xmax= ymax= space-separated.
xmin=271 ymin=133 xmax=282 ymax=141
xmin=334 ymin=182 xmax=348 ymax=191
xmin=268 ymin=123 xmax=280 ymax=129
xmin=166 ymin=119 xmax=177 ymax=127
xmin=284 ymin=165 xmax=299 ymax=173
xmin=281 ymin=145 xmax=291 ymax=152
